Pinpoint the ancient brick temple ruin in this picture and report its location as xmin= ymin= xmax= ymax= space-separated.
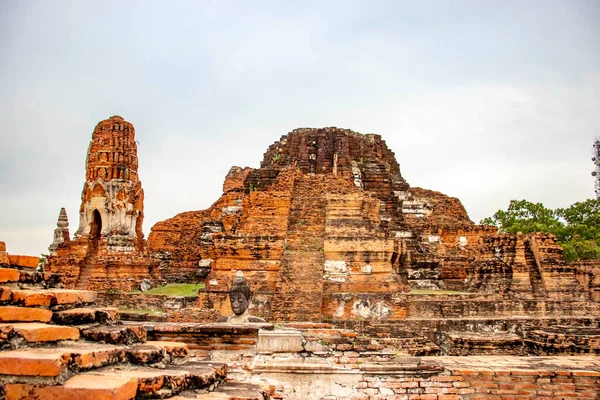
xmin=26 ymin=116 xmax=600 ymax=398
xmin=144 ymin=126 xmax=600 ymax=322
xmin=46 ymin=116 xmax=147 ymax=290
xmin=46 ymin=117 xmax=600 ymax=316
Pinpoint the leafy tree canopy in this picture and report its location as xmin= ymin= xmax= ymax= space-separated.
xmin=481 ymin=199 xmax=600 ymax=262
xmin=480 ymin=199 xmax=564 ymax=234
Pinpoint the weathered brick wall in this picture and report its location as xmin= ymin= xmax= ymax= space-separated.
xmin=164 ymin=308 xmax=220 ymax=323
xmin=403 ymin=187 xmax=474 ymax=231
xmin=332 ymin=316 xmax=600 ymax=349
xmin=144 ymin=323 xmax=269 ymax=352
xmin=530 ymin=232 xmax=587 ymax=300
xmin=96 ymin=292 xmax=198 ymax=310
xmin=320 ymin=189 xmax=409 ymax=323
xmin=98 ymin=292 xmax=221 ymax=323
xmin=436 ymin=226 xmax=498 ymax=290
xmin=151 ymin=170 xmax=298 ymax=320
xmin=574 ymin=259 xmax=600 ymax=301
xmin=322 ymin=292 xmax=409 ymax=322
xmin=222 ymin=166 xmax=252 ymax=193
xmin=356 ymin=368 xmax=600 ymax=398
xmin=47 ymin=239 xmax=151 ymax=292
xmin=408 ymin=298 xmax=600 ymax=319
xmin=526 ymin=325 xmax=600 ymax=355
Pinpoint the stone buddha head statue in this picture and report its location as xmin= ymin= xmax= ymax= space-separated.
xmin=218 ymin=270 xmax=266 ymax=323
xmin=229 ymin=270 xmax=252 ymax=316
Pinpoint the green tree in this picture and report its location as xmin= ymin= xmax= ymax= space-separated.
xmin=481 ymin=199 xmax=600 ymax=262
xmin=480 ymin=199 xmax=563 ymax=234
xmin=556 ymin=199 xmax=600 ymax=236
xmin=556 ymin=199 xmax=600 ymax=261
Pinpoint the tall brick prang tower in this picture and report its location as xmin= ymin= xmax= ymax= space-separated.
xmin=46 ymin=116 xmax=148 ymax=291
xmin=75 ymin=115 xmax=144 ymax=251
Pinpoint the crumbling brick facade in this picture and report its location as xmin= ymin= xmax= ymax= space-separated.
xmin=144 ymin=127 xmax=594 ymax=323
xmin=46 ymin=116 xmax=148 ymax=291
xmin=45 ymin=121 xmax=596 ymax=325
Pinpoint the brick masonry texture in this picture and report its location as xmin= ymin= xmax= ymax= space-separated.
xmin=42 ymin=119 xmax=600 ymax=329
xmin=45 ymin=116 xmax=147 ymax=292
xmin=354 ymin=366 xmax=600 ymax=399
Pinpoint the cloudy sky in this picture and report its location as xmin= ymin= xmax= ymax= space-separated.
xmin=1 ymin=0 xmax=599 ymax=256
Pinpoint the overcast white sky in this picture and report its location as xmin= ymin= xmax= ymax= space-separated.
xmin=1 ymin=0 xmax=599 ymax=256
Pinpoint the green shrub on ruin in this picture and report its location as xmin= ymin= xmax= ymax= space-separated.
xmin=481 ymin=198 xmax=600 ymax=262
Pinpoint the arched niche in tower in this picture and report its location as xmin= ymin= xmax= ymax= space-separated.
xmin=90 ymin=209 xmax=102 ymax=240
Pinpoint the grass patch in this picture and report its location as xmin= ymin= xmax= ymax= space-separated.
xmin=410 ymin=289 xmax=468 ymax=295
xmin=131 ymin=283 xmax=205 ymax=296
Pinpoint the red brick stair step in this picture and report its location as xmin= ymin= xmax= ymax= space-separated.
xmin=52 ymin=307 xmax=119 ymax=325
xmin=7 ymin=255 xmax=39 ymax=270
xmin=0 ymin=322 xmax=79 ymax=345
xmin=84 ymin=361 xmax=223 ymax=397
xmin=126 ymin=341 xmax=189 ymax=364
xmin=184 ymin=361 xmax=228 ymax=380
xmin=0 ymin=306 xmax=52 ymax=322
xmin=0 ymin=268 xmax=20 ymax=283
xmin=5 ymin=374 xmax=138 ymax=400
xmin=9 ymin=288 xmax=96 ymax=308
xmin=0 ymin=343 xmax=125 ymax=377
xmin=80 ymin=324 xmax=147 ymax=345
xmin=8 ymin=289 xmax=52 ymax=306
xmin=16 ymin=269 xmax=63 ymax=288
xmin=0 ymin=347 xmax=71 ymax=377
xmin=99 ymin=367 xmax=190 ymax=397
xmin=4 ymin=361 xmax=227 ymax=400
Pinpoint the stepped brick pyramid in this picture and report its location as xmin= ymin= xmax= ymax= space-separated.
xmin=144 ymin=126 xmax=600 ymax=324
xmin=0 ymin=241 xmax=271 ymax=399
